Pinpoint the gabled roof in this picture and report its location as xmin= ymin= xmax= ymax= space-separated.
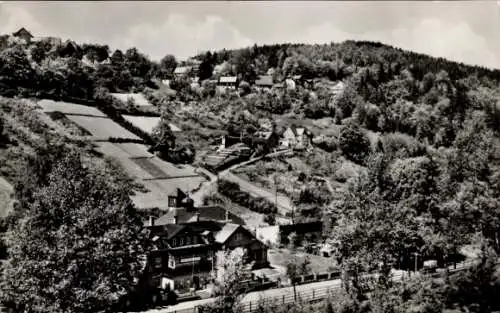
xmin=255 ymin=75 xmax=273 ymax=87
xmin=219 ymin=76 xmax=238 ymax=84
xmin=13 ymin=27 xmax=33 ymax=38
xmin=153 ymin=206 xmax=245 ymax=226
xmin=214 ymin=223 xmax=241 ymax=244
xmin=164 ymin=224 xmax=186 ymax=240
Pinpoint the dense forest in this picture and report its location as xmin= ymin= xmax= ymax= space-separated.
xmin=0 ymin=30 xmax=500 ymax=313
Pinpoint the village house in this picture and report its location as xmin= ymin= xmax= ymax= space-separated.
xmin=217 ymin=76 xmax=238 ymax=89
xmin=12 ymin=27 xmax=33 ymax=44
xmin=143 ymin=203 xmax=269 ymax=292
xmin=255 ymin=75 xmax=274 ymax=91
xmin=173 ymin=66 xmax=194 ymax=78
xmin=280 ymin=125 xmax=312 ymax=150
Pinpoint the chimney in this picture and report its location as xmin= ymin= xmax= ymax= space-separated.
xmin=173 ymin=208 xmax=179 ymax=224
xmin=225 ymin=210 xmax=230 ymax=221
xmin=149 ymin=216 xmax=155 ymax=227
xmin=195 ymin=212 xmax=200 ymax=222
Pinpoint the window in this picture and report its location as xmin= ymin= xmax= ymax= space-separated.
xmin=168 ymin=196 xmax=177 ymax=208
xmin=179 ymin=237 xmax=184 ymax=246
xmin=193 ymin=236 xmax=198 ymax=244
xmin=186 ymin=236 xmax=191 ymax=245
xmin=154 ymin=257 xmax=162 ymax=269
xmin=235 ymin=232 xmax=243 ymax=241
xmin=171 ymin=238 xmax=177 ymax=247
xmin=168 ymin=255 xmax=176 ymax=269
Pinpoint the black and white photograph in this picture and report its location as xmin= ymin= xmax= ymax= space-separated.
xmin=0 ymin=1 xmax=500 ymax=312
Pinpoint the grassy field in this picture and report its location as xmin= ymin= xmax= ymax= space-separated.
xmin=110 ymin=93 xmax=151 ymax=107
xmin=37 ymin=99 xmax=106 ymax=117
xmin=94 ymin=142 xmax=153 ymax=159
xmin=66 ymin=115 xmax=142 ymax=140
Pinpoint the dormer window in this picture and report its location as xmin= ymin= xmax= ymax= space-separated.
xmin=168 ymin=196 xmax=177 ymax=208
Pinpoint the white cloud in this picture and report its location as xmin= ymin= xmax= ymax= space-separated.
xmin=111 ymin=14 xmax=253 ymax=61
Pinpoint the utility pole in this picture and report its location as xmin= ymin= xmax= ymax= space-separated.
xmin=274 ymin=175 xmax=278 ymax=213
xmin=413 ymin=252 xmax=420 ymax=273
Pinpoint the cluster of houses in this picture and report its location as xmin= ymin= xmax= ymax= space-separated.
xmin=202 ymin=124 xmax=313 ymax=171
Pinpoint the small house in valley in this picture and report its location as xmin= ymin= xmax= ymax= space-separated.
xmin=281 ymin=125 xmax=312 ymax=150
xmin=173 ymin=66 xmax=193 ymax=77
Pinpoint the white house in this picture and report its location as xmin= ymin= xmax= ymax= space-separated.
xmin=280 ymin=125 xmax=311 ymax=150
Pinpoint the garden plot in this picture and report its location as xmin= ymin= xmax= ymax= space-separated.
xmin=95 ymin=142 xmax=153 ymax=159
xmin=66 ymin=115 xmax=141 ymax=140
xmin=122 ymin=115 xmax=160 ymax=134
xmin=111 ymin=93 xmax=151 ymax=107
xmin=131 ymin=157 xmax=199 ymax=178
xmin=37 ymin=99 xmax=106 ymax=117
xmin=122 ymin=115 xmax=181 ymax=134
xmin=131 ymin=176 xmax=206 ymax=210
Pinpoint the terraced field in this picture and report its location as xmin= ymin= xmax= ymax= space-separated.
xmin=37 ymin=99 xmax=106 ymax=117
xmin=122 ymin=115 xmax=160 ymax=134
xmin=131 ymin=176 xmax=206 ymax=210
xmin=95 ymin=142 xmax=153 ymax=158
xmin=66 ymin=115 xmax=142 ymax=140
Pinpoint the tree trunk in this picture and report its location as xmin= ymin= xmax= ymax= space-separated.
xmin=293 ymin=283 xmax=297 ymax=302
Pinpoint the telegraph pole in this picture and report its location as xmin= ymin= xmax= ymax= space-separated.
xmin=413 ymin=252 xmax=420 ymax=273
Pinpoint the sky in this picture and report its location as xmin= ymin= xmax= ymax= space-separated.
xmin=0 ymin=1 xmax=500 ymax=69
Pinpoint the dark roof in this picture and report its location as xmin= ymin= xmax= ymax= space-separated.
xmin=164 ymin=224 xmax=186 ymax=240
xmin=255 ymin=75 xmax=274 ymax=87
xmin=154 ymin=206 xmax=245 ymax=226
xmin=13 ymin=27 xmax=33 ymax=38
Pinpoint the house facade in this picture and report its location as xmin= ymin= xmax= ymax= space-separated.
xmin=280 ymin=125 xmax=312 ymax=150
xmin=12 ymin=27 xmax=33 ymax=44
xmin=217 ymin=76 xmax=238 ymax=89
xmin=142 ymin=205 xmax=269 ymax=292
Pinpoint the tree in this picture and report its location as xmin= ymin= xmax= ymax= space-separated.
xmin=286 ymin=254 xmax=311 ymax=302
xmin=0 ymin=151 xmax=146 ymax=313
xmin=199 ymin=51 xmax=215 ymax=81
xmin=338 ymin=123 xmax=371 ymax=164
xmin=0 ymin=45 xmax=35 ymax=88
xmin=205 ymin=248 xmax=251 ymax=313
xmin=159 ymin=54 xmax=177 ymax=79
xmin=124 ymin=47 xmax=152 ymax=79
